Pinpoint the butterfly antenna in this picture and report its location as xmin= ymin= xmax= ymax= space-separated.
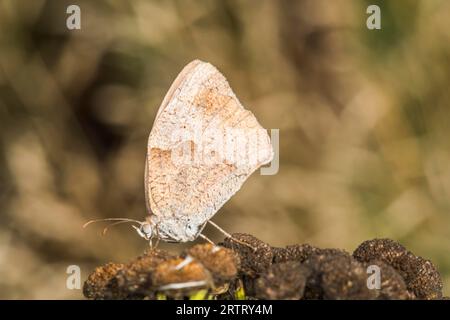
xmin=102 ymin=220 xmax=140 ymax=236
xmin=83 ymin=218 xmax=143 ymax=229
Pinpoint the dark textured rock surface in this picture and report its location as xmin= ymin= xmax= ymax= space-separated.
xmin=83 ymin=262 xmax=125 ymax=299
xmin=220 ymin=233 xmax=273 ymax=276
xmin=183 ymin=243 xmax=240 ymax=284
xmin=84 ymin=235 xmax=443 ymax=300
xmin=303 ymin=249 xmax=376 ymax=300
xmin=255 ymin=261 xmax=309 ymax=299
xmin=272 ymin=244 xmax=316 ymax=263
xmin=353 ymin=239 xmax=443 ymax=299
xmin=364 ymin=260 xmax=413 ymax=300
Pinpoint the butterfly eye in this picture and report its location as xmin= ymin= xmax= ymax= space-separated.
xmin=140 ymin=223 xmax=153 ymax=238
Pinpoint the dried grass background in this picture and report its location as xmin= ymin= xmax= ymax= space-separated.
xmin=0 ymin=0 xmax=449 ymax=299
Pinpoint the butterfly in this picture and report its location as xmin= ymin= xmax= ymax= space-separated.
xmin=84 ymin=60 xmax=273 ymax=247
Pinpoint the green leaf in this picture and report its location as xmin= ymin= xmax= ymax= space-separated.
xmin=189 ymin=289 xmax=208 ymax=300
xmin=234 ymin=286 xmax=246 ymax=300
xmin=156 ymin=293 xmax=167 ymax=300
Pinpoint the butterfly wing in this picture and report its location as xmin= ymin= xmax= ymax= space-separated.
xmin=145 ymin=60 xmax=273 ymax=241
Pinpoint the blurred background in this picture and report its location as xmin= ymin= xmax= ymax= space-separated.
xmin=0 ymin=0 xmax=449 ymax=299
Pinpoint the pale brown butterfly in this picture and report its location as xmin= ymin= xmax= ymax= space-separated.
xmin=84 ymin=60 xmax=273 ymax=248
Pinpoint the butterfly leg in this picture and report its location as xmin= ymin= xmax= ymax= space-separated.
xmin=148 ymin=237 xmax=160 ymax=249
xmin=199 ymin=233 xmax=216 ymax=245
xmin=198 ymin=232 xmax=222 ymax=253
xmin=207 ymin=220 xmax=256 ymax=251
xmin=152 ymin=226 xmax=161 ymax=249
xmin=153 ymin=237 xmax=160 ymax=248
xmin=147 ymin=232 xmax=161 ymax=249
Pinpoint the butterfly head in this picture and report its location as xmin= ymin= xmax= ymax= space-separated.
xmin=133 ymin=221 xmax=153 ymax=240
